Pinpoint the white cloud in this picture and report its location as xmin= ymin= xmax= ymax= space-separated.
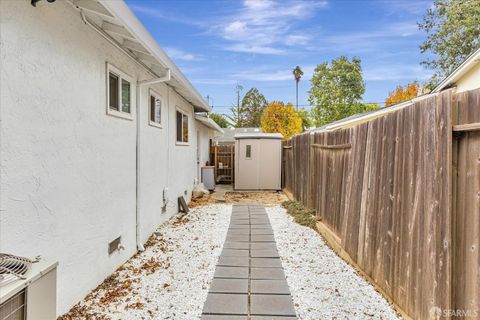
xmin=363 ymin=64 xmax=433 ymax=81
xmin=232 ymin=65 xmax=315 ymax=81
xmin=213 ymin=0 xmax=327 ymax=54
xmin=164 ymin=47 xmax=202 ymax=61
xmin=224 ymin=44 xmax=284 ymax=55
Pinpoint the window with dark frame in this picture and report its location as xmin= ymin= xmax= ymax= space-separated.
xmin=150 ymin=94 xmax=161 ymax=125
xmin=121 ymin=79 xmax=131 ymax=113
xmin=107 ymin=64 xmax=132 ymax=117
xmin=109 ymin=72 xmax=119 ymax=111
xmin=176 ymin=110 xmax=189 ymax=143
xmin=246 ymin=144 xmax=252 ymax=158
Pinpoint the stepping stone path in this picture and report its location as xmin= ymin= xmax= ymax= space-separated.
xmin=202 ymin=204 xmax=297 ymax=320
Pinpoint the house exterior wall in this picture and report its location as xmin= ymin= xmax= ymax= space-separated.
xmin=456 ymin=62 xmax=480 ymax=93
xmin=196 ymin=123 xmax=214 ymax=181
xmin=0 ymin=0 xmax=203 ymax=315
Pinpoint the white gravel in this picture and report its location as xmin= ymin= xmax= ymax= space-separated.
xmin=64 ymin=204 xmax=231 ymax=320
xmin=267 ymin=206 xmax=401 ymax=320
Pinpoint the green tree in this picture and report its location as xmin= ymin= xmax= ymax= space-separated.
xmin=309 ymin=56 xmax=374 ymax=127
xmin=418 ymin=0 xmax=480 ymax=87
xmin=297 ymin=108 xmax=313 ymax=131
xmin=240 ymin=88 xmax=268 ymax=127
xmin=260 ymin=101 xmax=302 ymax=140
xmin=293 ymin=66 xmax=304 ymax=110
xmin=208 ymin=113 xmax=230 ymax=128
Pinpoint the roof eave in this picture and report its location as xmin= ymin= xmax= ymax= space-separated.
xmin=432 ymin=47 xmax=480 ymax=93
xmin=97 ymin=1 xmax=211 ymax=112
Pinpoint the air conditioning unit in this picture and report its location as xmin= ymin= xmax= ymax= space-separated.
xmin=0 ymin=254 xmax=57 ymax=320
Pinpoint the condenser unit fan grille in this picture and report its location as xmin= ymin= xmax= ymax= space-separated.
xmin=0 ymin=254 xmax=38 ymax=287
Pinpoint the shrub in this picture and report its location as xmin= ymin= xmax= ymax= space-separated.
xmin=281 ymin=200 xmax=317 ymax=229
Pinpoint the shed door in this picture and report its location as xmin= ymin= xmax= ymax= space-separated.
xmin=258 ymin=139 xmax=281 ymax=189
xmin=236 ymin=139 xmax=260 ymax=189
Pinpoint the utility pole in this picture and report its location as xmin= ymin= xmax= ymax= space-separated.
xmin=235 ymin=84 xmax=243 ymax=126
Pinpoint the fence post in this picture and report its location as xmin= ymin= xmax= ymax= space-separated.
xmin=308 ymin=132 xmax=315 ymax=209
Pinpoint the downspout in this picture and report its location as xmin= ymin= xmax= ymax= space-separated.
xmin=136 ymin=70 xmax=171 ymax=251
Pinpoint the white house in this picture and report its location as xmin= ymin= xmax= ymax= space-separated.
xmin=0 ymin=0 xmax=222 ymax=315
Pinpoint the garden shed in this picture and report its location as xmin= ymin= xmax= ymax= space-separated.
xmin=234 ymin=132 xmax=283 ymax=190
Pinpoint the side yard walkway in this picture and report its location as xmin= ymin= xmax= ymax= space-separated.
xmin=202 ymin=204 xmax=297 ymax=319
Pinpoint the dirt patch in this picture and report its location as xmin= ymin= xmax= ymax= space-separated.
xmin=224 ymin=191 xmax=288 ymax=206
xmin=189 ymin=194 xmax=219 ymax=208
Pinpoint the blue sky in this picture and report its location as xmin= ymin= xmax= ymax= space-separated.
xmin=126 ymin=0 xmax=434 ymax=115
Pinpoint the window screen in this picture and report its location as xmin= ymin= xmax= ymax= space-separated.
xmin=121 ymin=79 xmax=130 ymax=113
xmin=109 ymin=72 xmax=119 ymax=111
xmin=176 ymin=111 xmax=183 ymax=142
xmin=182 ymin=114 xmax=188 ymax=142
xmin=246 ymin=144 xmax=252 ymax=158
xmin=150 ymin=95 xmax=161 ymax=124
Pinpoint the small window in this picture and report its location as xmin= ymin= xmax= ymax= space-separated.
xmin=109 ymin=73 xmax=119 ymax=111
xmin=246 ymin=145 xmax=252 ymax=159
xmin=121 ymin=79 xmax=131 ymax=113
xmin=106 ymin=63 xmax=134 ymax=120
xmin=149 ymin=90 xmax=162 ymax=127
xmin=176 ymin=110 xmax=189 ymax=144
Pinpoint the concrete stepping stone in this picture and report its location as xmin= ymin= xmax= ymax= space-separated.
xmin=203 ymin=293 xmax=248 ymax=315
xmin=251 ymin=267 xmax=285 ymax=280
xmin=221 ymin=249 xmax=249 ymax=257
xmin=209 ymin=279 xmax=248 ymax=293
xmin=223 ymin=242 xmax=250 ymax=250
xmin=251 ymin=280 xmax=290 ymax=294
xmin=251 ymin=235 xmax=276 ymax=242
xmin=251 ymin=229 xmax=274 ymax=235
xmin=250 ymin=243 xmax=277 ymax=250
xmin=214 ymin=266 xmax=249 ymax=279
xmin=218 ymin=257 xmax=249 ymax=267
xmin=202 ymin=316 xmax=247 ymax=320
xmin=250 ymin=258 xmax=283 ymax=268
xmin=202 ymin=205 xmax=296 ymax=319
xmin=251 ymin=249 xmax=280 ymax=258
xmin=226 ymin=235 xmax=250 ymax=242
xmin=250 ymin=295 xmax=296 ymax=316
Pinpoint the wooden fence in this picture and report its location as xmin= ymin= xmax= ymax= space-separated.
xmin=282 ymin=88 xmax=480 ymax=319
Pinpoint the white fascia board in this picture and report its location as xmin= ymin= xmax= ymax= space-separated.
xmin=98 ymin=1 xmax=211 ymax=112
xmin=432 ymin=47 xmax=480 ymax=93
xmin=195 ymin=115 xmax=224 ymax=134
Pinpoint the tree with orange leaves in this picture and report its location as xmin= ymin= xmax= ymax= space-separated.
xmin=260 ymin=101 xmax=302 ymax=141
xmin=385 ymin=81 xmax=425 ymax=107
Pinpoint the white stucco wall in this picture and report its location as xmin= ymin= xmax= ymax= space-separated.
xmin=0 ymin=0 xmax=205 ymax=315
xmin=196 ymin=122 xmax=214 ymax=181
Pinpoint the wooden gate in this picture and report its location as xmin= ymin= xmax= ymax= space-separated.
xmin=211 ymin=145 xmax=235 ymax=184
xmin=452 ymin=89 xmax=480 ymax=318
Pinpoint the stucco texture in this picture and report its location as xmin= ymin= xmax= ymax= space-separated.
xmin=0 ymin=0 xmax=212 ymax=315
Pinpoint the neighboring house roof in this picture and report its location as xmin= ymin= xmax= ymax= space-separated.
xmin=68 ymin=0 xmax=210 ymax=112
xmin=432 ymin=46 xmax=480 ymax=93
xmin=308 ymin=47 xmax=480 ymax=133
xmin=216 ymin=128 xmax=262 ymax=144
xmin=235 ymin=133 xmax=283 ymax=140
xmin=195 ymin=116 xmax=225 ymax=134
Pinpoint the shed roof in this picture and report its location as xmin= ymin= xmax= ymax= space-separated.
xmin=216 ymin=127 xmax=262 ymax=144
xmin=234 ymin=133 xmax=283 ymax=140
xmin=69 ymin=0 xmax=210 ymax=112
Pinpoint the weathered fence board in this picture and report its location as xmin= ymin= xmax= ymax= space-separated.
xmin=282 ymin=88 xmax=480 ymax=319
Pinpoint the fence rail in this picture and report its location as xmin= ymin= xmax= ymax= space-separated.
xmin=282 ymin=88 xmax=480 ymax=320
